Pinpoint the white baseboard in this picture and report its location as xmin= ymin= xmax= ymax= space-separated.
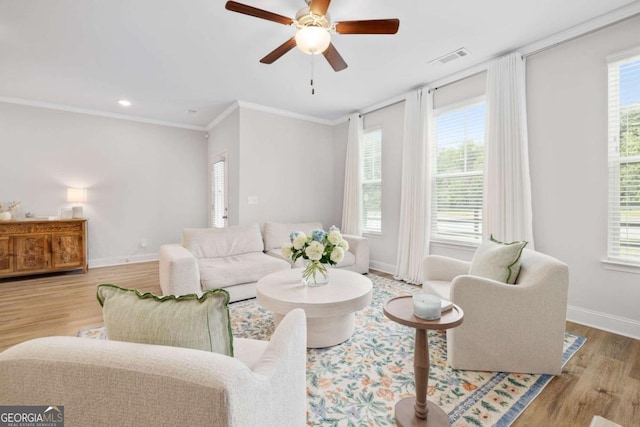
xmin=369 ymin=260 xmax=396 ymax=275
xmin=567 ymin=305 xmax=640 ymax=340
xmin=89 ymin=253 xmax=159 ymax=269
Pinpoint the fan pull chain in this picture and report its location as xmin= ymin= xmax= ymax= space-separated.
xmin=310 ymin=55 xmax=315 ymax=95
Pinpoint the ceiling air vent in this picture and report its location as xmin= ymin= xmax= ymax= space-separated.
xmin=429 ymin=48 xmax=470 ymax=65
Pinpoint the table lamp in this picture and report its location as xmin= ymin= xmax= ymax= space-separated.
xmin=67 ymin=188 xmax=87 ymax=218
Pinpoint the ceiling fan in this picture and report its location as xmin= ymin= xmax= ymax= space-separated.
xmin=225 ymin=0 xmax=400 ymax=72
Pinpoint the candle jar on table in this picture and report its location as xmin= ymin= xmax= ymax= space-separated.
xmin=412 ymin=294 xmax=441 ymax=320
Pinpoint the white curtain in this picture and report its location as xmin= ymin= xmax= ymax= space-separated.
xmin=483 ymin=52 xmax=535 ymax=247
xmin=394 ymin=88 xmax=432 ymax=284
xmin=341 ymin=113 xmax=363 ymax=235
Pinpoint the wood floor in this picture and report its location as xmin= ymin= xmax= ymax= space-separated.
xmin=0 ymin=262 xmax=638 ymax=426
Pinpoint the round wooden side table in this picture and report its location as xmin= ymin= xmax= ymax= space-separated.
xmin=383 ymin=295 xmax=464 ymax=427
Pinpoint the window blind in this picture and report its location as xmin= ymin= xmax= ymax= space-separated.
xmin=431 ymin=102 xmax=486 ymax=243
xmin=607 ymin=52 xmax=640 ymax=264
xmin=362 ymin=128 xmax=382 ymax=233
xmin=211 ymin=159 xmax=226 ymax=228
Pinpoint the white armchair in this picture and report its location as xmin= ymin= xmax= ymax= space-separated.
xmin=422 ymin=249 xmax=569 ymax=375
xmin=0 ymin=309 xmax=307 ymax=426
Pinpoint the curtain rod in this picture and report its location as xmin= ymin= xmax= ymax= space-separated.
xmin=432 ymin=70 xmax=486 ymax=92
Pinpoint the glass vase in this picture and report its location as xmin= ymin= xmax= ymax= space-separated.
xmin=302 ymin=260 xmax=330 ymax=287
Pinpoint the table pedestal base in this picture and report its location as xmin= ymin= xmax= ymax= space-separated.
xmin=275 ymin=312 xmax=355 ymax=348
xmin=394 ymin=397 xmax=450 ymax=427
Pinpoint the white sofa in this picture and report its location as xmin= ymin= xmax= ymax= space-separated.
xmin=0 ymin=309 xmax=307 ymax=427
xmin=160 ymin=223 xmax=290 ymax=302
xmin=422 ymin=248 xmax=569 ymax=375
xmin=261 ymin=221 xmax=370 ymax=274
xmin=160 ymin=222 xmax=369 ymax=302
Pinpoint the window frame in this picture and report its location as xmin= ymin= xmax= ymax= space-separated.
xmin=430 ymin=96 xmax=487 ymax=246
xmin=361 ymin=126 xmax=383 ymax=236
xmin=604 ymin=47 xmax=640 ymax=271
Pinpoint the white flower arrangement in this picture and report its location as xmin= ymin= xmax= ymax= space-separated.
xmin=0 ymin=201 xmax=20 ymax=213
xmin=282 ymin=226 xmax=348 ymax=284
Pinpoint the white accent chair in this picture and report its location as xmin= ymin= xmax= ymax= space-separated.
xmin=422 ymin=249 xmax=569 ymax=375
xmin=0 ymin=309 xmax=307 ymax=427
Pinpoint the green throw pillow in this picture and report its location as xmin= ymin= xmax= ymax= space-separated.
xmin=96 ymin=284 xmax=233 ymax=356
xmin=468 ymin=235 xmax=528 ymax=284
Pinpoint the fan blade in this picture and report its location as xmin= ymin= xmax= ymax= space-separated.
xmin=335 ymin=19 xmax=400 ymax=34
xmin=323 ymin=43 xmax=347 ymax=72
xmin=260 ymin=38 xmax=297 ymax=64
xmin=309 ymin=0 xmax=331 ymax=16
xmin=225 ymin=1 xmax=293 ymax=25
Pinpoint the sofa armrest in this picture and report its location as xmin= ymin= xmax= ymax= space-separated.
xmin=423 ymin=255 xmax=470 ymax=282
xmin=159 ymin=243 xmax=201 ymax=296
xmin=250 ymin=309 xmax=307 ymax=425
xmin=342 ymin=234 xmax=370 ymax=274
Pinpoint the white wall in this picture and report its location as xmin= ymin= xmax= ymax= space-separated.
xmin=0 ymin=102 xmax=208 ymax=266
xmin=238 ymin=108 xmax=336 ymax=227
xmin=526 ymin=15 xmax=640 ymax=338
xmin=210 ymin=106 xmax=337 ymax=229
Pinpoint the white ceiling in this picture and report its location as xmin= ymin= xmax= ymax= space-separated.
xmin=1 ymin=0 xmax=639 ymax=129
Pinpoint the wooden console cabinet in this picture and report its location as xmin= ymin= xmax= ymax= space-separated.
xmin=0 ymin=219 xmax=87 ymax=278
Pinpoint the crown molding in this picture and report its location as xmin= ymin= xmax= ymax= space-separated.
xmin=207 ymin=99 xmax=338 ymax=129
xmin=237 ymin=100 xmax=335 ymax=126
xmin=206 ymin=101 xmax=240 ymax=130
xmin=0 ymin=96 xmax=207 ymax=131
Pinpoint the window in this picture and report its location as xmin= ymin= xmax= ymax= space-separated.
xmin=210 ymin=156 xmax=227 ymax=228
xmin=362 ymin=127 xmax=382 ymax=234
xmin=431 ymin=100 xmax=486 ymax=244
xmin=607 ymin=50 xmax=640 ymax=264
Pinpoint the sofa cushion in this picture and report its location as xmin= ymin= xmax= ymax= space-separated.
xmin=96 ymin=284 xmax=233 ymax=356
xmin=199 ymin=252 xmax=290 ymax=289
xmin=183 ymin=223 xmax=264 ymax=259
xmin=265 ymin=248 xmax=356 ymax=268
xmin=468 ymin=236 xmax=528 ymax=284
xmin=262 ymin=221 xmax=323 ymax=251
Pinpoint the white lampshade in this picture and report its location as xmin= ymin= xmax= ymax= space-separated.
xmin=67 ymin=188 xmax=87 ymax=204
xmin=295 ymin=26 xmax=331 ymax=55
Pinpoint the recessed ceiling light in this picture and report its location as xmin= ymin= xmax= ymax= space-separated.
xmin=118 ymin=99 xmax=131 ymax=107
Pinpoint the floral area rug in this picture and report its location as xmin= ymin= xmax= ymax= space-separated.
xmin=78 ymin=274 xmax=585 ymax=427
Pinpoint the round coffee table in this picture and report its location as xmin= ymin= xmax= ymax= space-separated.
xmin=383 ymin=295 xmax=464 ymax=427
xmin=256 ymin=268 xmax=373 ymax=348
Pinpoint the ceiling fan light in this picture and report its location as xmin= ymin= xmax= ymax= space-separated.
xmin=295 ymin=26 xmax=330 ymax=55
